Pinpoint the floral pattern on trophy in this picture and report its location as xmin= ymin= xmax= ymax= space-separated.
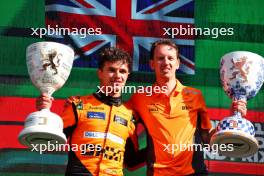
xmin=211 ymin=51 xmax=264 ymax=158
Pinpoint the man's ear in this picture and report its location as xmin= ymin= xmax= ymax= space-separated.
xmin=149 ymin=59 xmax=154 ymax=70
xmin=176 ymin=57 xmax=180 ymax=70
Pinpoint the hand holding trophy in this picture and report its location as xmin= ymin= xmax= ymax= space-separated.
xmin=211 ymin=51 xmax=264 ymax=158
xmin=18 ymin=42 xmax=74 ymax=148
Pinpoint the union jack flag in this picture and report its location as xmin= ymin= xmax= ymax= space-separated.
xmin=45 ymin=0 xmax=195 ymax=74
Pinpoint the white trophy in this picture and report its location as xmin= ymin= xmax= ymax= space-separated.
xmin=18 ymin=42 xmax=74 ymax=148
xmin=210 ymin=51 xmax=264 ymax=157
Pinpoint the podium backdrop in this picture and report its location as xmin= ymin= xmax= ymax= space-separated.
xmin=0 ymin=0 xmax=263 ymax=175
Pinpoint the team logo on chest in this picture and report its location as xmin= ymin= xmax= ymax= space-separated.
xmin=114 ymin=115 xmax=128 ymax=126
xmin=87 ymin=111 xmax=105 ymax=120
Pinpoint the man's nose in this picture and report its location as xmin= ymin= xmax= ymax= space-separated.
xmin=114 ymin=71 xmax=122 ymax=78
xmin=163 ymin=57 xmax=170 ymax=65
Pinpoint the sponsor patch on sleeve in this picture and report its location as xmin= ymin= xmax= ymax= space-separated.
xmin=87 ymin=112 xmax=105 ymax=120
xmin=114 ymin=115 xmax=128 ymax=126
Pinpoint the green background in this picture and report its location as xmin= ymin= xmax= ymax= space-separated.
xmin=0 ymin=0 xmax=263 ymax=175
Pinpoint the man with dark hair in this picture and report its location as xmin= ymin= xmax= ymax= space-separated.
xmin=129 ymin=39 xmax=246 ymax=176
xmin=98 ymin=47 xmax=133 ymax=72
xmin=36 ymin=47 xmax=139 ymax=176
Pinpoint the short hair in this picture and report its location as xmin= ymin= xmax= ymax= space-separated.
xmin=150 ymin=39 xmax=179 ymax=60
xmin=98 ymin=47 xmax=132 ymax=72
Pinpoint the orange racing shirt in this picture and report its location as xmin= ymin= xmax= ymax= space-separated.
xmin=130 ymin=80 xmax=212 ymax=176
xmin=62 ymin=93 xmax=136 ymax=176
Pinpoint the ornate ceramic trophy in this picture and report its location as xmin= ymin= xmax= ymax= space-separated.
xmin=18 ymin=42 xmax=74 ymax=148
xmin=210 ymin=51 xmax=264 ymax=158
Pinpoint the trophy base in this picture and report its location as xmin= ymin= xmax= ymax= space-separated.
xmin=210 ymin=130 xmax=258 ymax=158
xmin=18 ymin=126 xmax=67 ymax=148
xmin=18 ymin=109 xmax=67 ymax=148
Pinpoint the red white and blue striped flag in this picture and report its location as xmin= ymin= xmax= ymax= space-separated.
xmin=45 ymin=0 xmax=195 ymax=74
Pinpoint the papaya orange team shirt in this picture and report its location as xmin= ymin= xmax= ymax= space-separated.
xmin=130 ymin=80 xmax=212 ymax=176
xmin=61 ymin=94 xmax=136 ymax=176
